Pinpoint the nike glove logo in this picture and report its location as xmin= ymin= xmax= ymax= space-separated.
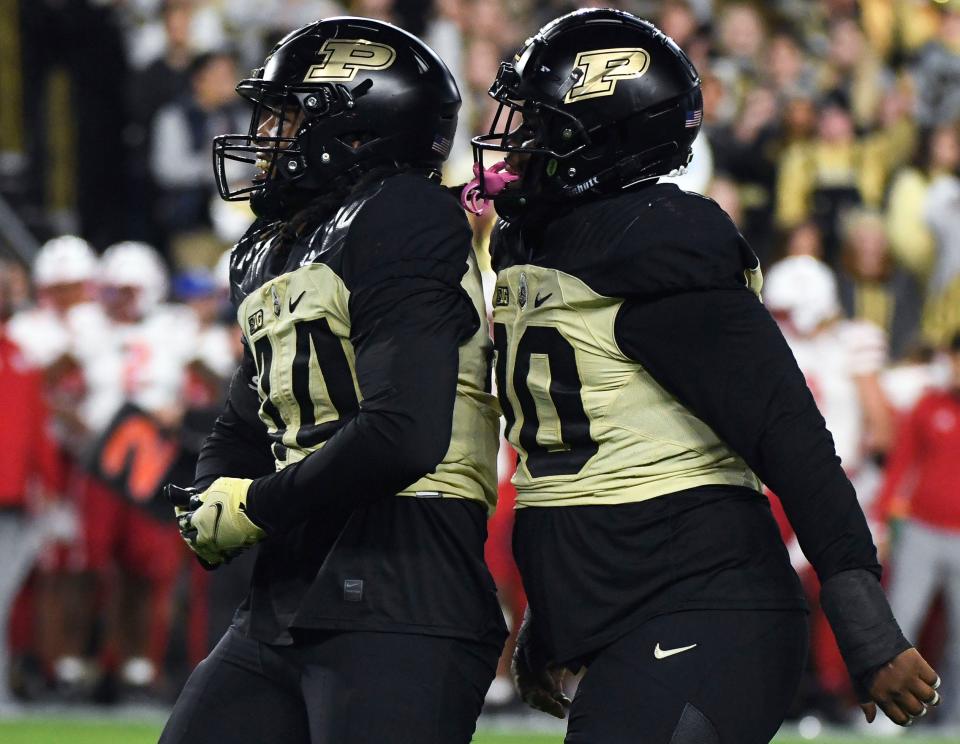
xmin=534 ymin=291 xmax=552 ymax=308
xmin=289 ymin=291 xmax=307 ymax=313
xmin=210 ymin=501 xmax=224 ymax=543
xmin=654 ymin=643 xmax=697 ymax=659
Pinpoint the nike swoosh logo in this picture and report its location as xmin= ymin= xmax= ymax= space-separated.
xmin=654 ymin=642 xmax=697 ymax=659
xmin=534 ymin=292 xmax=552 ymax=308
xmin=211 ymin=502 xmax=223 ymax=543
xmin=288 ymin=290 xmax=307 ymax=313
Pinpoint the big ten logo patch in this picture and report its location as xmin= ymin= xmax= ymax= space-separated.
xmin=248 ymin=309 xmax=264 ymax=335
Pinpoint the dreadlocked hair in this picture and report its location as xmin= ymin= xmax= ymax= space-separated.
xmin=277 ymin=164 xmax=452 ymax=245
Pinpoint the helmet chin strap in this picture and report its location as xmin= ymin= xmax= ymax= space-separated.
xmin=560 ymin=142 xmax=682 ymax=197
xmin=493 ymin=142 xmax=685 ymax=219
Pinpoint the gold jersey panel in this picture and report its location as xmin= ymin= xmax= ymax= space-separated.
xmin=493 ymin=265 xmax=761 ymax=508
xmin=237 ymin=252 xmax=499 ymax=510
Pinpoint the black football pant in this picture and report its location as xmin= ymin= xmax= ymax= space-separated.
xmin=159 ymin=625 xmax=498 ymax=744
xmin=564 ymin=609 xmax=808 ymax=744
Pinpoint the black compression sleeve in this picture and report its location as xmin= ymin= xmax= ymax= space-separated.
xmin=820 ymin=569 xmax=911 ymax=699
xmin=241 ymin=276 xmax=474 ymax=535
xmin=194 ymin=351 xmax=275 ymax=490
xmin=615 ymin=288 xmax=880 ymax=582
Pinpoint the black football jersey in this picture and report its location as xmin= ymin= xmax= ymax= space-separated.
xmin=492 ymin=183 xmax=878 ymax=664
xmin=197 ymin=173 xmax=505 ymax=647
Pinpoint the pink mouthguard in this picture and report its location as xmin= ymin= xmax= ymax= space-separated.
xmin=460 ymin=161 xmax=519 ymax=216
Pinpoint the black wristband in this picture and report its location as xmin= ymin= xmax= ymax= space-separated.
xmin=820 ymin=568 xmax=912 ymax=699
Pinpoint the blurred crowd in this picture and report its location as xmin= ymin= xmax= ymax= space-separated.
xmin=0 ymin=0 xmax=959 ymax=730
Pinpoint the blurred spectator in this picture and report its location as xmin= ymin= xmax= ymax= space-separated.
xmin=710 ymin=86 xmax=779 ymax=260
xmin=150 ymin=50 xmax=245 ymax=265
xmin=878 ymin=333 xmax=960 ymax=724
xmin=6 ymin=236 xmax=98 ymax=374
xmin=765 ymin=31 xmax=816 ymax=102
xmin=658 ymin=1 xmax=700 ymax=50
xmin=714 ymin=2 xmax=766 ymax=93
xmin=837 ymin=210 xmax=923 ymax=361
xmin=125 ymin=0 xmax=198 ymax=244
xmin=129 ymin=1 xmax=196 ymax=135
xmin=922 ymin=148 xmax=960 ymax=347
xmin=126 ymin=0 xmax=228 ymax=71
xmin=817 ymin=17 xmax=889 ymax=130
xmin=912 ymin=4 xmax=960 ymax=126
xmin=81 ymin=241 xmax=201 ymax=431
xmin=219 ymin=1 xmax=341 ymax=65
xmin=892 ymin=0 xmax=944 ymax=58
xmin=765 ymin=255 xmax=893 ymax=479
xmin=782 ymin=220 xmax=825 ymax=261
xmin=0 ymin=260 xmax=62 ymax=707
xmin=775 ymin=94 xmax=906 ymax=265
xmin=886 ymin=122 xmax=960 ymax=281
xmin=779 ymin=96 xmax=818 ymax=148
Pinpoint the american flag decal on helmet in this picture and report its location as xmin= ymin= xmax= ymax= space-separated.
xmin=685 ymin=108 xmax=703 ymax=128
xmin=431 ymin=135 xmax=452 ymax=156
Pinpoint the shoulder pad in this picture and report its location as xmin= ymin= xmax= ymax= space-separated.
xmin=296 ymin=178 xmax=389 ymax=267
xmin=537 ymin=184 xmax=760 ymax=299
xmin=614 ymin=187 xmax=758 ymax=297
xmin=340 ymin=173 xmax=472 ymax=291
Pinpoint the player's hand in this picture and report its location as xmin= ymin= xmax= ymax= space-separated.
xmin=512 ymin=654 xmax=570 ymax=719
xmin=167 ymin=483 xmax=227 ymax=568
xmin=166 ymin=478 xmax=265 ymax=566
xmin=511 ymin=614 xmax=571 ymax=719
xmin=860 ymin=648 xmax=941 ymax=726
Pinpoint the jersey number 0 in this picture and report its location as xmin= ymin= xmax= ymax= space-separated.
xmin=494 ymin=323 xmax=598 ymax=477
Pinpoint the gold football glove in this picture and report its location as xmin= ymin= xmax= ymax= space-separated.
xmin=167 ymin=478 xmax=265 ymax=566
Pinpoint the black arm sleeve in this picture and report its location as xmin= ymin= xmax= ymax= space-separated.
xmin=242 ymin=275 xmax=475 ymax=534
xmin=194 ymin=348 xmax=276 ymax=490
xmin=820 ymin=568 xmax=910 ymax=697
xmin=615 ymin=288 xmax=881 ymax=583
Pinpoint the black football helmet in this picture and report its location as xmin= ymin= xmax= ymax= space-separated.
xmin=472 ymin=8 xmax=701 ymax=210
xmin=214 ymin=17 xmax=461 ymax=217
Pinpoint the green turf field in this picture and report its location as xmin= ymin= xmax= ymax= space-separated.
xmin=0 ymin=719 xmax=956 ymax=744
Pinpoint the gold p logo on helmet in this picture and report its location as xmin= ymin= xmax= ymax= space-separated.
xmin=303 ymin=39 xmax=397 ymax=83
xmin=564 ymin=48 xmax=650 ymax=103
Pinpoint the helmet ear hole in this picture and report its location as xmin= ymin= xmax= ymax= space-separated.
xmin=579 ymin=128 xmax=612 ymax=162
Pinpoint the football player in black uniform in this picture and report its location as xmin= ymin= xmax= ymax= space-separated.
xmin=159 ymin=18 xmax=506 ymax=744
xmin=470 ymin=9 xmax=942 ymax=743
